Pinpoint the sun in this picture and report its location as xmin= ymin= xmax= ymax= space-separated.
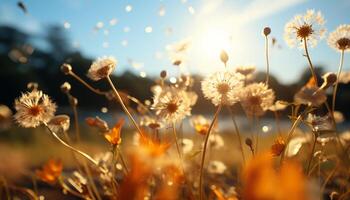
xmin=197 ymin=28 xmax=232 ymax=58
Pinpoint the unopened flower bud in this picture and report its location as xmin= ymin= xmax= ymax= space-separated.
xmin=220 ymin=50 xmax=229 ymax=66
xmin=61 ymin=63 xmax=72 ymax=75
xmin=60 ymin=82 xmax=71 ymax=93
xmin=27 ymin=82 xmax=38 ymax=91
xmin=320 ymin=72 xmax=337 ymax=90
xmin=245 ymin=138 xmax=253 ymax=147
xmin=160 ymin=70 xmax=167 ymax=79
xmin=263 ymin=27 xmax=271 ymax=36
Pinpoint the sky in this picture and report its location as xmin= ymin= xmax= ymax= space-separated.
xmin=1 ymin=0 xmax=350 ymax=84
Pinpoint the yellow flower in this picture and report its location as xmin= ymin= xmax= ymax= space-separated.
xmin=104 ymin=118 xmax=124 ymax=145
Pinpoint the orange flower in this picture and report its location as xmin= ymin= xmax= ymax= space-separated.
xmin=139 ymin=133 xmax=171 ymax=157
xmin=242 ymin=153 xmax=307 ymax=200
xmin=211 ymin=185 xmax=238 ymax=200
xmin=270 ymin=137 xmax=286 ymax=157
xmin=195 ymin=124 xmax=210 ymax=135
xmin=104 ymin=118 xmax=124 ymax=145
xmin=36 ymin=159 xmax=63 ymax=184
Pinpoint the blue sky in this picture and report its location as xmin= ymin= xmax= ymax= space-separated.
xmin=1 ymin=0 xmax=350 ymax=83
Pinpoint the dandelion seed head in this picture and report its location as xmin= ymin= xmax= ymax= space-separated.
xmin=239 ymin=83 xmax=275 ymax=117
xmin=48 ymin=115 xmax=70 ymax=133
xmin=284 ymin=10 xmax=326 ymax=48
xmin=60 ymin=82 xmax=71 ymax=93
xmin=14 ymin=90 xmax=56 ymax=128
xmin=87 ymin=56 xmax=117 ymax=81
xmin=61 ymin=63 xmax=72 ymax=75
xmin=201 ymin=71 xmax=244 ymax=106
xmin=208 ymin=161 xmax=227 ymax=174
xmin=328 ymin=24 xmax=350 ymax=51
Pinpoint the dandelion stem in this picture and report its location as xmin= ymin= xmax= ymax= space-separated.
xmin=228 ymin=107 xmax=246 ymax=165
xmin=265 ymin=35 xmax=270 ymax=85
xmin=199 ymin=105 xmax=222 ymax=200
xmin=307 ymin=132 xmax=318 ymax=175
xmin=118 ymin=146 xmax=129 ymax=174
xmin=70 ymin=95 xmax=80 ymax=141
xmin=274 ymin=111 xmax=282 ymax=136
xmin=69 ymin=71 xmax=105 ymax=95
xmin=172 ymin=123 xmax=184 ymax=171
xmin=43 ymin=122 xmax=99 ymax=167
xmin=303 ymin=38 xmax=318 ymax=85
xmin=106 ymin=76 xmax=144 ymax=138
xmin=332 ymin=50 xmax=345 ymax=113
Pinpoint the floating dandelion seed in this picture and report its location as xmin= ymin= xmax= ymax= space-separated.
xmin=101 ymin=107 xmax=108 ymax=113
xmin=169 ymin=77 xmax=177 ymax=84
xmin=159 ymin=6 xmax=166 ymax=16
xmin=140 ymin=71 xmax=147 ymax=78
xmin=188 ymin=6 xmax=195 ymax=15
xmin=208 ymin=161 xmax=226 ymax=174
xmin=125 ymin=5 xmax=133 ymax=12
xmin=102 ymin=42 xmax=109 ymax=48
xmin=145 ymin=26 xmax=153 ymax=33
xmin=63 ymin=21 xmax=71 ymax=29
xmin=109 ymin=18 xmax=118 ymax=26
xmin=96 ymin=21 xmax=104 ymax=29
xmin=103 ymin=29 xmax=109 ymax=36
xmin=121 ymin=39 xmax=128 ymax=47
xmin=262 ymin=125 xmax=270 ymax=133
xmin=123 ymin=26 xmax=130 ymax=33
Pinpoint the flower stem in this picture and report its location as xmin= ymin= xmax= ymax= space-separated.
xmin=303 ymin=38 xmax=318 ymax=85
xmin=172 ymin=123 xmax=186 ymax=174
xmin=106 ymin=76 xmax=144 ymax=138
xmin=265 ymin=35 xmax=270 ymax=85
xmin=199 ymin=105 xmax=222 ymax=200
xmin=332 ymin=50 xmax=345 ymax=113
xmin=228 ymin=107 xmax=246 ymax=165
xmin=307 ymin=132 xmax=318 ymax=175
xmin=43 ymin=122 xmax=99 ymax=167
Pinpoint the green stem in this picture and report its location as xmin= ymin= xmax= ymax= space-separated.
xmin=199 ymin=105 xmax=222 ymax=200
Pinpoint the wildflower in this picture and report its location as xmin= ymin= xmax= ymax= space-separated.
xmin=235 ymin=65 xmax=256 ymax=77
xmin=48 ymin=115 xmax=70 ymax=133
xmin=243 ymin=153 xmax=308 ymax=200
xmin=328 ymin=24 xmax=350 ymax=51
xmin=60 ymin=82 xmax=71 ymax=93
xmin=208 ymin=161 xmax=227 ymax=174
xmin=211 ymin=185 xmax=238 ymax=200
xmin=36 ymin=159 xmax=63 ymax=184
xmin=284 ymin=10 xmax=326 ymax=48
xmin=190 ymin=115 xmax=211 ymax=135
xmin=139 ymin=134 xmax=171 ymax=157
xmin=14 ymin=90 xmax=56 ymax=128
xmin=208 ymin=134 xmax=224 ymax=149
xmin=152 ymin=87 xmax=196 ymax=123
xmin=104 ymin=118 xmax=124 ymax=145
xmin=140 ymin=115 xmax=163 ymax=130
xmin=85 ymin=116 xmax=109 ymax=132
xmin=270 ymin=137 xmax=285 ymax=157
xmin=87 ymin=56 xmax=117 ymax=81
xmin=268 ymin=100 xmax=288 ymax=112
xmin=239 ymin=83 xmax=275 ymax=117
xmin=294 ymin=78 xmax=326 ymax=107
xmin=180 ymin=138 xmax=194 ymax=154
xmin=201 ymin=71 xmax=244 ymax=106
